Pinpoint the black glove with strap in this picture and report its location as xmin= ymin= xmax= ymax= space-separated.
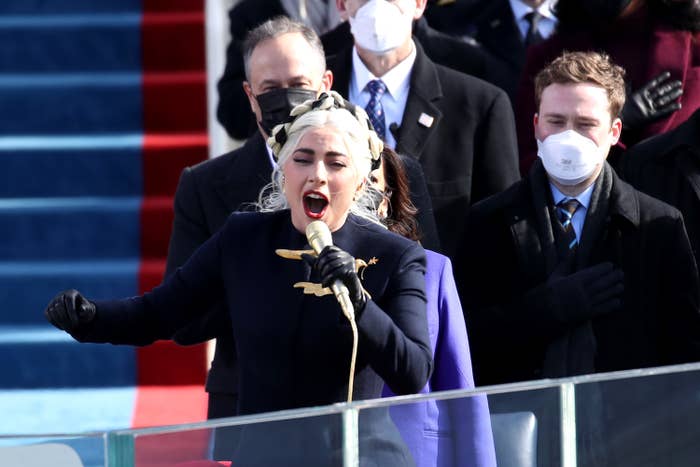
xmin=303 ymin=245 xmax=367 ymax=317
xmin=525 ymin=262 xmax=624 ymax=331
xmin=45 ymin=289 xmax=96 ymax=334
xmin=620 ymin=71 xmax=682 ymax=131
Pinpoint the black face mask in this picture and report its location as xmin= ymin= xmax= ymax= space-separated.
xmin=255 ymin=88 xmax=318 ymax=135
xmin=579 ymin=0 xmax=633 ymax=19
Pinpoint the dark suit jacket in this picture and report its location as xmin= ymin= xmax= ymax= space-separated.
xmin=81 ymin=212 xmax=431 ymax=465
xmin=165 ymin=133 xmax=271 ymax=397
xmin=328 ymin=41 xmax=520 ymax=259
xmin=622 ymin=108 xmax=700 ymax=267
xmin=80 ymin=213 xmax=431 ymax=461
xmin=164 ymin=131 xmax=440 ymax=418
xmin=455 ymin=162 xmax=700 ymax=386
xmin=464 ymin=0 xmax=527 ymax=100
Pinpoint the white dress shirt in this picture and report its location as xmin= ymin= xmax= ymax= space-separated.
xmin=348 ymin=43 xmax=416 ymax=149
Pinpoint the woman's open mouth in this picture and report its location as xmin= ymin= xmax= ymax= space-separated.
xmin=303 ymin=191 xmax=329 ymax=219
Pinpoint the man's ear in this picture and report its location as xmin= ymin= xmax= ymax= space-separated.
xmin=321 ymin=70 xmax=333 ymax=92
xmin=610 ymin=117 xmax=622 ymax=145
xmin=414 ymin=0 xmax=428 ymax=19
xmin=243 ymin=81 xmax=257 ymax=114
xmin=336 ymin=0 xmax=350 ymax=21
xmin=533 ymin=113 xmax=540 ymax=140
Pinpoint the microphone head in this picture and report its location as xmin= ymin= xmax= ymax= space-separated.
xmin=305 ymin=220 xmax=333 ymax=254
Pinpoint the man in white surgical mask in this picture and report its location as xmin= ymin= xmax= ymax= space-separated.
xmin=454 ymin=51 xmax=700 ymax=387
xmin=327 ymin=0 xmax=521 ymax=260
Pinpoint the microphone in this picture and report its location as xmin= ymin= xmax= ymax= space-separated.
xmin=305 ymin=220 xmax=355 ymax=320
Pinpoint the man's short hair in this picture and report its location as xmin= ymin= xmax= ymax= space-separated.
xmin=534 ymin=51 xmax=627 ymax=119
xmin=242 ymin=16 xmax=326 ymax=81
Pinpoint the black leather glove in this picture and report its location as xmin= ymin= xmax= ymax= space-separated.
xmin=303 ymin=245 xmax=367 ymax=316
xmin=45 ymin=289 xmax=96 ymax=334
xmin=528 ymin=262 xmax=624 ymax=328
xmin=620 ymin=71 xmax=682 ymax=131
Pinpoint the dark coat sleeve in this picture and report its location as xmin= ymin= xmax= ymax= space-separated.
xmin=357 ymin=241 xmax=433 ymax=395
xmin=454 ymin=194 xmax=561 ymax=384
xmin=656 ymin=214 xmax=700 ymax=363
xmin=471 ymin=88 xmax=520 ymax=201
xmin=165 ymin=167 xmax=211 ymax=275
xmin=78 ymin=223 xmax=228 ymax=346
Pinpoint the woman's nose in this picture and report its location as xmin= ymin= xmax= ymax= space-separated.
xmin=309 ymin=161 xmax=328 ymax=183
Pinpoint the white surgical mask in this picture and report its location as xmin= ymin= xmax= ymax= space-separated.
xmin=537 ymin=129 xmax=606 ymax=186
xmin=349 ymin=0 xmax=412 ymax=53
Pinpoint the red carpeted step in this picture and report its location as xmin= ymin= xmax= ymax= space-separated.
xmin=138 ymin=258 xmax=168 ymax=292
xmin=132 ymin=385 xmax=210 ymax=467
xmin=142 ymin=12 xmax=205 ymax=73
xmin=143 ymin=72 xmax=207 ymax=133
xmin=143 ymin=133 xmax=208 ymax=197
xmin=138 ymin=0 xmax=209 ymax=393
xmin=131 ymin=385 xmax=207 ymax=428
xmin=144 ymin=0 xmax=203 ymax=13
xmin=137 ymin=259 xmax=208 ymax=386
xmin=140 ymin=196 xmax=174 ymax=260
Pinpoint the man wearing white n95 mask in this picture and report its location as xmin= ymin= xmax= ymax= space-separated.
xmin=455 ymin=51 xmax=700 ymax=387
xmin=328 ymin=0 xmax=521 ymax=261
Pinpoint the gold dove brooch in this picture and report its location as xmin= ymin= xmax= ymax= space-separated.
xmin=275 ymin=249 xmax=377 ymax=299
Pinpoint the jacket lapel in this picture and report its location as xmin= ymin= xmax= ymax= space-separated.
xmin=395 ymin=42 xmax=443 ymax=160
xmin=503 ymin=169 xmax=553 ymax=286
xmin=213 ymin=133 xmax=272 ymax=213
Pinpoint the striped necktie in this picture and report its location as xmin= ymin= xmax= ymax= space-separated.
xmin=556 ymin=198 xmax=581 ymax=250
xmin=365 ymin=79 xmax=387 ymax=141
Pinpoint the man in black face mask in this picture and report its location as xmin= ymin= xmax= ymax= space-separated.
xmin=240 ymin=24 xmax=332 ymax=137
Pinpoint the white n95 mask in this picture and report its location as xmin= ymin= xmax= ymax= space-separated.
xmin=537 ymin=130 xmax=606 ymax=186
xmin=349 ymin=0 xmax=412 ymax=53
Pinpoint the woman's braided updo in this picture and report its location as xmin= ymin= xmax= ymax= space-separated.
xmin=256 ymin=91 xmax=386 ymax=226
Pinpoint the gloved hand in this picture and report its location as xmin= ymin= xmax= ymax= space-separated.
xmin=303 ymin=245 xmax=367 ymax=316
xmin=45 ymin=289 xmax=96 ymax=333
xmin=620 ymin=71 xmax=682 ymax=131
xmin=528 ymin=262 xmax=624 ymax=328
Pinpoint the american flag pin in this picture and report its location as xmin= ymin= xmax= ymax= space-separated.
xmin=418 ymin=113 xmax=434 ymax=128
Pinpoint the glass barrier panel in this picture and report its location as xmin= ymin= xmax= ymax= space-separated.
xmin=358 ymin=384 xmax=561 ymax=467
xmin=574 ymin=366 xmax=700 ymax=467
xmin=21 ymin=362 xmax=697 ymax=467
xmin=0 ymin=433 xmax=107 ymax=467
xmin=110 ymin=409 xmax=348 ymax=467
xmin=487 ymin=385 xmax=563 ymax=467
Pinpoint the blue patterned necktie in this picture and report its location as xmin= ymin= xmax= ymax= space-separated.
xmin=365 ymin=79 xmax=387 ymax=141
xmin=556 ymin=198 xmax=581 ymax=250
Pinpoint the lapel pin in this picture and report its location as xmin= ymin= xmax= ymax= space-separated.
xmin=418 ymin=113 xmax=434 ymax=128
